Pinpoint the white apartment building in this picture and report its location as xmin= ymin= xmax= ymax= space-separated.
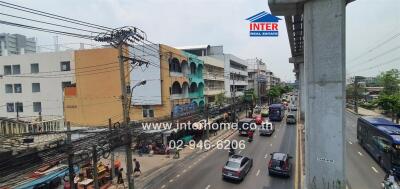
xmin=200 ymin=56 xmax=225 ymax=103
xmin=247 ymin=58 xmax=267 ymax=99
xmin=0 ymin=51 xmax=75 ymax=120
xmin=178 ymin=45 xmax=248 ymax=98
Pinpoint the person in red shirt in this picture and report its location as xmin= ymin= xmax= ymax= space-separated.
xmin=248 ymin=130 xmax=254 ymax=142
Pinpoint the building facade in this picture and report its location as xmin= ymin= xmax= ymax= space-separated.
xmin=179 ymin=45 xmax=247 ymax=99
xmin=63 ymin=48 xmax=124 ymax=126
xmin=0 ymin=33 xmax=36 ymax=56
xmin=247 ymin=58 xmax=267 ymax=101
xmin=0 ymin=51 xmax=75 ymax=120
xmin=266 ymin=69 xmax=281 ymax=90
xmin=130 ymin=44 xmax=205 ymax=121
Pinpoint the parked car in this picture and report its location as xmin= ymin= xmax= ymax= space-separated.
xmin=268 ymin=152 xmax=292 ymax=177
xmin=222 ymin=155 xmax=253 ymax=181
xmin=290 ymin=105 xmax=297 ymax=111
xmin=286 ymin=113 xmax=296 ymax=124
xmin=259 ymin=122 xmax=274 ymax=136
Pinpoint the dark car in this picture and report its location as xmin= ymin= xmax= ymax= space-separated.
xmin=268 ymin=152 xmax=292 ymax=177
xmin=238 ymin=118 xmax=255 ymax=136
xmin=222 ymin=155 xmax=253 ymax=181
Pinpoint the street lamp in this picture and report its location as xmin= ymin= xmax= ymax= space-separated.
xmin=128 ymin=79 xmax=146 ymax=111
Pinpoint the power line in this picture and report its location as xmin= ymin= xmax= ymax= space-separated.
xmin=348 ymin=56 xmax=400 ymax=75
xmin=0 ymin=0 xmax=112 ymax=31
xmin=347 ymin=45 xmax=400 ymax=68
xmin=347 ymin=32 xmax=400 ymax=63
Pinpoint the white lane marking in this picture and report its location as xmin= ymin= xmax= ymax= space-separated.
xmin=176 ymin=174 xmax=180 ymax=178
xmin=348 ymin=141 xmax=353 ymax=145
xmin=358 ymin=152 xmax=363 ymax=156
xmin=256 ymin=169 xmax=260 ymax=176
xmin=372 ymin=166 xmax=379 ymax=173
xmin=346 ymin=185 xmax=349 ymax=189
xmin=205 ymin=185 xmax=211 ymax=189
xmin=161 ymin=185 xmax=166 ymax=189
xmin=277 ymin=129 xmax=280 ymax=132
xmin=169 ymin=179 xmax=174 ymax=183
xmin=189 ymin=165 xmax=192 ymax=168
xmin=270 ymin=144 xmax=273 ymax=147
xmin=238 ymin=150 xmax=242 ymax=154
xmin=264 ymin=154 xmax=268 ymax=158
xmin=273 ymin=135 xmax=277 ymax=138
xmin=183 ymin=169 xmax=187 ymax=173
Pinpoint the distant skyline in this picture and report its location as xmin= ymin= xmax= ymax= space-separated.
xmin=0 ymin=0 xmax=399 ymax=81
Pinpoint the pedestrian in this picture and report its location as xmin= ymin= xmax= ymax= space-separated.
xmin=133 ymin=158 xmax=141 ymax=176
xmin=117 ymin=168 xmax=124 ymax=184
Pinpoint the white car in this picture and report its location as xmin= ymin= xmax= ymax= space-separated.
xmin=259 ymin=122 xmax=274 ymax=136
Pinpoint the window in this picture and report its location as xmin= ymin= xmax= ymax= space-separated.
xmin=12 ymin=65 xmax=20 ymax=74
xmin=6 ymin=103 xmax=14 ymax=112
xmin=60 ymin=61 xmax=71 ymax=71
xmin=62 ymin=81 xmax=72 ymax=89
xmin=142 ymin=105 xmax=154 ymax=118
xmin=15 ymin=102 xmax=23 ymax=112
xmin=5 ymin=84 xmax=13 ymax=93
xmin=14 ymin=84 xmax=22 ymax=93
xmin=33 ymin=102 xmax=42 ymax=112
xmin=31 ymin=63 xmax=39 ymax=73
xmin=32 ymin=83 xmax=40 ymax=92
xmin=3 ymin=65 xmax=11 ymax=75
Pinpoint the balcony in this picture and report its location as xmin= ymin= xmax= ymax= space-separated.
xmin=170 ymin=94 xmax=187 ymax=100
xmin=229 ymin=67 xmax=247 ymax=76
xmin=229 ymin=80 xmax=248 ymax=86
xmin=205 ymin=88 xmax=224 ymax=96
xmin=203 ymin=72 xmax=225 ymax=81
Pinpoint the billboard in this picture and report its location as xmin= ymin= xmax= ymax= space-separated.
xmin=130 ymin=44 xmax=162 ymax=105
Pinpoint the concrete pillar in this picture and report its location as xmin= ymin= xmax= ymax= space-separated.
xmin=304 ymin=0 xmax=346 ymax=188
xmin=299 ymin=63 xmax=306 ymax=120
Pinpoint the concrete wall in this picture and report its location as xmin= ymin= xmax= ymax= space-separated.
xmin=64 ymin=48 xmax=122 ymax=126
xmin=0 ymin=51 xmax=74 ymax=119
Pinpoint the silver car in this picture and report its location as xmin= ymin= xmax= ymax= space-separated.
xmin=259 ymin=122 xmax=274 ymax=136
xmin=222 ymin=155 xmax=253 ymax=181
xmin=286 ymin=113 xmax=296 ymax=124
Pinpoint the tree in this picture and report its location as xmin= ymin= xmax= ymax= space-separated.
xmin=267 ymin=86 xmax=281 ymax=104
xmin=215 ymin=92 xmax=226 ymax=107
xmin=377 ymin=94 xmax=400 ymax=123
xmin=376 ymin=69 xmax=400 ymax=123
xmin=377 ymin=69 xmax=400 ymax=95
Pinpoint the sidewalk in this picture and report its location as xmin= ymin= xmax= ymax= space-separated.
xmin=106 ymin=125 xmax=238 ymax=189
xmin=347 ymin=107 xmax=391 ymax=120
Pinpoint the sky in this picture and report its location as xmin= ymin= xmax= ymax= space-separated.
xmin=0 ymin=0 xmax=399 ymax=82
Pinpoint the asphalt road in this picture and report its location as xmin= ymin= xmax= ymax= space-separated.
xmin=144 ymin=117 xmax=297 ymax=189
xmin=345 ymin=111 xmax=385 ymax=189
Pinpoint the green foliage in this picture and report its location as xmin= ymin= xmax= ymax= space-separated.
xmin=377 ymin=69 xmax=400 ymax=95
xmin=215 ymin=92 xmax=225 ymax=107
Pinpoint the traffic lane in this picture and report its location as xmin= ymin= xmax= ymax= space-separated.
xmin=162 ymin=127 xmax=272 ymax=189
xmin=345 ymin=112 xmax=385 ymax=189
xmin=268 ymin=120 xmax=296 ymax=189
xmin=164 ymin=119 xmax=295 ymax=189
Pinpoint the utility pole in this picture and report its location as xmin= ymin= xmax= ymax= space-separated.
xmin=353 ymin=76 xmax=365 ymax=114
xmin=205 ymin=103 xmax=209 ymax=140
xmin=95 ymin=28 xmax=148 ymax=189
xmin=66 ymin=121 xmax=75 ymax=189
xmin=108 ymin=119 xmax=115 ymax=183
xmin=118 ymin=44 xmax=134 ymax=189
xmin=231 ymin=73 xmax=236 ymax=122
xmin=353 ymin=77 xmax=359 ymax=114
xmin=92 ymin=145 xmax=99 ymax=189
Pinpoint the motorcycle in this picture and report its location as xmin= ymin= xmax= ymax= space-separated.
xmin=248 ymin=136 xmax=253 ymax=142
xmin=229 ymin=149 xmax=235 ymax=156
xmin=382 ymin=171 xmax=400 ymax=189
xmin=381 ymin=180 xmax=400 ymax=189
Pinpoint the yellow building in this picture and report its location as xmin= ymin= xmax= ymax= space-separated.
xmin=64 ymin=47 xmax=126 ymax=126
xmin=64 ymin=44 xmax=205 ymax=126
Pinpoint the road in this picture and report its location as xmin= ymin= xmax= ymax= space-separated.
xmin=345 ymin=111 xmax=385 ymax=189
xmin=144 ymin=117 xmax=297 ymax=189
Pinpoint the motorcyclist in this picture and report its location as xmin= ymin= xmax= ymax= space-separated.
xmin=383 ymin=169 xmax=399 ymax=189
xmin=248 ymin=130 xmax=254 ymax=142
xmin=229 ymin=142 xmax=235 ymax=155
